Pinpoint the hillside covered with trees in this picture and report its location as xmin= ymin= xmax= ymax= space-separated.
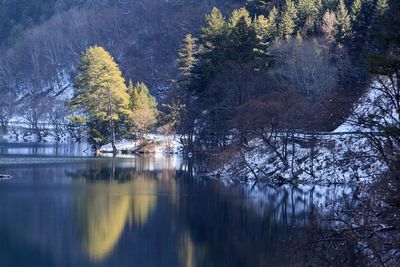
xmin=0 ymin=0 xmax=241 ymax=137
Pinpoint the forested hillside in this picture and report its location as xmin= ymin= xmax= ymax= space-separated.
xmin=170 ymin=0 xmax=392 ymax=153
xmin=0 ymin=0 xmax=241 ymax=135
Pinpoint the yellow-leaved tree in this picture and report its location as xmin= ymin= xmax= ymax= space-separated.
xmin=71 ymin=46 xmax=132 ymax=155
xmin=128 ymin=81 xmax=158 ymax=137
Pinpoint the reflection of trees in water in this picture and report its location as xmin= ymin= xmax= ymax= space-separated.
xmin=179 ymin=231 xmax=199 ymax=267
xmin=114 ymin=156 xmax=185 ymax=172
xmin=173 ymin=174 xmax=351 ymax=267
xmin=292 ymin=182 xmax=399 ymax=266
xmin=244 ymin=185 xmax=350 ymax=226
xmin=76 ymin=183 xmax=132 ymax=262
xmin=131 ymin=177 xmax=157 ymax=226
xmin=65 ymin=161 xmax=352 ymax=266
xmin=66 ymin=157 xmax=183 ymax=181
xmin=70 ymin=162 xmax=181 ymax=263
xmin=74 ymin=177 xmax=159 ymax=262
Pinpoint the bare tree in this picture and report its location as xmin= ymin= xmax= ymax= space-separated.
xmin=269 ymin=38 xmax=338 ymax=101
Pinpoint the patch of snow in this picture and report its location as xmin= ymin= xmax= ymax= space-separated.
xmin=334 ymin=79 xmax=397 ymax=133
xmin=100 ymin=134 xmax=184 ymax=155
xmin=215 ymin=80 xmax=393 ymax=185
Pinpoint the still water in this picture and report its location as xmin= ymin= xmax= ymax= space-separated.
xmin=0 ymin=143 xmax=350 ymax=267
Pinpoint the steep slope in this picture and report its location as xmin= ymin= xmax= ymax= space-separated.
xmin=0 ymin=0 xmax=241 ymax=98
xmin=214 ymin=81 xmax=394 ymax=185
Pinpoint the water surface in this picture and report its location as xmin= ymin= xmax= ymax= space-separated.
xmin=0 ymin=143 xmax=350 ymax=267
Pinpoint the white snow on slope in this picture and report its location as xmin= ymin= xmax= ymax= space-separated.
xmin=215 ymin=81 xmax=393 ymax=185
xmin=335 ymin=79 xmax=397 ymax=132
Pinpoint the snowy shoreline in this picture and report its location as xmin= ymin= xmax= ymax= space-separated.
xmin=98 ymin=134 xmax=183 ymax=155
xmin=211 ymin=84 xmax=391 ymax=185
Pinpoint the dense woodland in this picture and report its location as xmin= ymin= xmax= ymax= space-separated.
xmin=170 ymin=0 xmax=396 ymax=152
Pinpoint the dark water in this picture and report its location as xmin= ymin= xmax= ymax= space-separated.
xmin=0 ymin=143 xmax=351 ymax=267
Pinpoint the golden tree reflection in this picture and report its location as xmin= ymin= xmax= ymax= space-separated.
xmin=179 ymin=231 xmax=196 ymax=267
xmin=76 ymin=176 xmax=159 ymax=262
xmin=76 ymin=183 xmax=132 ymax=262
xmin=131 ymin=176 xmax=157 ymax=226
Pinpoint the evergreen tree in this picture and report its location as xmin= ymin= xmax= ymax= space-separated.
xmin=200 ymin=7 xmax=227 ymax=47
xmin=229 ymin=16 xmax=258 ymax=62
xmin=375 ymin=0 xmax=389 ymax=17
xmin=279 ymin=0 xmax=298 ymax=40
xmin=267 ymin=7 xmax=279 ymax=39
xmin=127 ymin=79 xmax=134 ymax=95
xmin=254 ymin=7 xmax=278 ymax=46
xmin=336 ymin=0 xmax=352 ymax=43
xmin=351 ymin=0 xmax=362 ymax=22
xmin=129 ymin=82 xmax=158 ymax=135
xmin=367 ymin=0 xmax=398 ymax=74
xmin=350 ymin=0 xmax=375 ymax=59
xmin=229 ymin=7 xmax=252 ymax=28
xmin=71 ymin=46 xmax=131 ymax=155
xmin=178 ymin=34 xmax=198 ymax=82
xmin=297 ymin=0 xmax=321 ymax=28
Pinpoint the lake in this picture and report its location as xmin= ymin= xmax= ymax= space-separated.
xmin=0 ymin=142 xmax=351 ymax=267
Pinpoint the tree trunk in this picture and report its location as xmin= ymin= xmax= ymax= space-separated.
xmin=0 ymin=120 xmax=7 ymax=134
xmin=110 ymin=119 xmax=117 ymax=157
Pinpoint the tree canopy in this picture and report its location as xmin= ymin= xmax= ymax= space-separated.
xmin=71 ymin=46 xmax=131 ymax=153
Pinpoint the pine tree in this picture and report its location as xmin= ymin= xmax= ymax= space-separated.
xmin=178 ymin=34 xmax=198 ymax=82
xmin=336 ymin=0 xmax=352 ymax=43
xmin=254 ymin=7 xmax=278 ymax=45
xmin=351 ymin=0 xmax=362 ymax=22
xmin=229 ymin=7 xmax=252 ymax=28
xmin=279 ymin=0 xmax=298 ymax=40
xmin=229 ymin=16 xmax=258 ymax=62
xmin=200 ymin=7 xmax=227 ymax=45
xmin=71 ymin=46 xmax=131 ymax=155
xmin=350 ymin=0 xmax=375 ymax=58
xmin=129 ymin=82 xmax=158 ymax=134
xmin=127 ymin=79 xmax=134 ymax=95
xmin=375 ymin=0 xmax=389 ymax=17
xmin=297 ymin=0 xmax=321 ymax=27
xmin=267 ymin=7 xmax=279 ymax=39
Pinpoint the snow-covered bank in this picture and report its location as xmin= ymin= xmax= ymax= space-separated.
xmin=99 ymin=134 xmax=183 ymax=155
xmin=216 ymin=134 xmax=385 ymax=184
xmin=213 ymin=83 xmax=392 ymax=185
xmin=1 ymin=121 xmax=73 ymax=143
xmin=1 ymin=132 xmax=72 ymax=143
xmin=334 ymin=79 xmax=397 ymax=133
